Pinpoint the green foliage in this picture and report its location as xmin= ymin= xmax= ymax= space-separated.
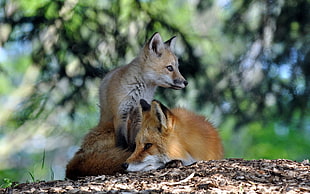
xmin=16 ymin=0 xmax=50 ymax=16
xmin=0 ymin=178 xmax=14 ymax=188
xmin=222 ymin=118 xmax=310 ymax=161
xmin=0 ymin=0 xmax=309 ymax=184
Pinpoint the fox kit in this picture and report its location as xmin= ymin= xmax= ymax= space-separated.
xmin=99 ymin=32 xmax=187 ymax=149
xmin=122 ymin=100 xmax=223 ymax=172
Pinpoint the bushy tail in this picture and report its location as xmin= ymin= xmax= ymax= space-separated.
xmin=66 ymin=148 xmax=131 ymax=180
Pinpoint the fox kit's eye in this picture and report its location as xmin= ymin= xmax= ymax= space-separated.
xmin=166 ymin=65 xmax=174 ymax=72
xmin=144 ymin=143 xmax=153 ymax=151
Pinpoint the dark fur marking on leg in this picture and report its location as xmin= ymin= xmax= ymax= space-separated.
xmin=116 ymin=128 xmax=128 ymax=149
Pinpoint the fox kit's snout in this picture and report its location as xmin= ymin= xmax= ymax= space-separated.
xmin=123 ymin=100 xmax=223 ymax=172
xmin=99 ymin=32 xmax=187 ymax=149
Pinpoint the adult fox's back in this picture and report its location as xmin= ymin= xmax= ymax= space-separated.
xmin=99 ymin=32 xmax=187 ymax=148
xmin=169 ymin=107 xmax=223 ymax=161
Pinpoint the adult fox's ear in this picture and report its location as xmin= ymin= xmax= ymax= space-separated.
xmin=152 ymin=100 xmax=170 ymax=117
xmin=140 ymin=99 xmax=151 ymax=111
xmin=147 ymin=32 xmax=164 ymax=56
xmin=164 ymin=36 xmax=176 ymax=50
xmin=150 ymin=100 xmax=172 ymax=130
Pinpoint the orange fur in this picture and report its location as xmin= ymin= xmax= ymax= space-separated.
xmin=167 ymin=108 xmax=223 ymax=160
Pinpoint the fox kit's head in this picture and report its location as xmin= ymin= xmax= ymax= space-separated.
xmin=141 ymin=32 xmax=188 ymax=90
xmin=122 ymin=100 xmax=174 ymax=172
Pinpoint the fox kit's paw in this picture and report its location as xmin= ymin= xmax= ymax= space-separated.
xmin=128 ymin=143 xmax=136 ymax=152
xmin=116 ymin=133 xmax=128 ymax=149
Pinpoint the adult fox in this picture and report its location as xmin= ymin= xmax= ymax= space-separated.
xmin=99 ymin=32 xmax=187 ymax=149
xmin=122 ymin=100 xmax=223 ymax=172
xmin=66 ymin=100 xmax=223 ymax=179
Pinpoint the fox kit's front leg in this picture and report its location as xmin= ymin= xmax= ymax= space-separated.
xmin=127 ymin=106 xmax=142 ymax=150
xmin=114 ymin=100 xmax=142 ymax=149
xmin=114 ymin=106 xmax=131 ymax=148
xmin=114 ymin=118 xmax=128 ymax=149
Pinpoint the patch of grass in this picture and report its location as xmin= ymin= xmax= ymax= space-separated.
xmin=0 ymin=178 xmax=14 ymax=188
xmin=28 ymin=171 xmax=36 ymax=182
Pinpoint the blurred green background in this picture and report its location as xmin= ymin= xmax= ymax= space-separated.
xmin=0 ymin=0 xmax=309 ymax=185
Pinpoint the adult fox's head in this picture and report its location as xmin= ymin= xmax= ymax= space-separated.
xmin=122 ymin=99 xmax=175 ymax=172
xmin=141 ymin=32 xmax=188 ymax=90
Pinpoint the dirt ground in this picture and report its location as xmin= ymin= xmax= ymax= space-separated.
xmin=2 ymin=159 xmax=310 ymax=193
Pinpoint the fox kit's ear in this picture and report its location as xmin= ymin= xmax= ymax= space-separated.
xmin=164 ymin=36 xmax=176 ymax=50
xmin=151 ymin=100 xmax=171 ymax=130
xmin=148 ymin=32 xmax=164 ymax=56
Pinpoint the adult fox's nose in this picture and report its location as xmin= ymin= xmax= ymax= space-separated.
xmin=122 ymin=163 xmax=129 ymax=170
xmin=184 ymin=80 xmax=188 ymax=86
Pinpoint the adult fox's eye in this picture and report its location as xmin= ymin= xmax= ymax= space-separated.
xmin=144 ymin=143 xmax=153 ymax=151
xmin=166 ymin=65 xmax=174 ymax=72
